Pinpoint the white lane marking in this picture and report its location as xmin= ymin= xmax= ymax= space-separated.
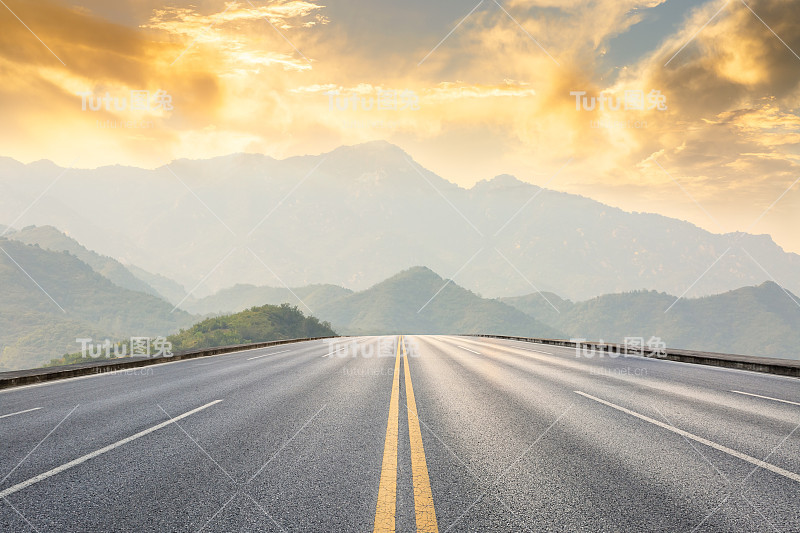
xmin=321 ymin=347 xmax=347 ymax=358
xmin=1 ymin=406 xmax=78 ymax=486
xmin=731 ymin=390 xmax=800 ymax=407
xmin=466 ymin=338 xmax=557 ymax=355
xmin=456 ymin=345 xmax=481 ymax=354
xmin=574 ymin=391 xmax=800 ymax=483
xmin=519 ymin=348 xmax=554 ymax=355
xmin=231 ymin=346 xmax=290 ymax=356
xmin=0 ymin=408 xmax=42 ymax=419
xmin=0 ymin=400 xmax=223 ymax=499
xmin=247 ymin=350 xmax=291 ymax=361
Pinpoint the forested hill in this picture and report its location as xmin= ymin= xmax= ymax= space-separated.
xmin=168 ymin=303 xmax=337 ymax=351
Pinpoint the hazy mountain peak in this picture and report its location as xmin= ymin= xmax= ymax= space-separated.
xmin=314 ymin=142 xmax=462 ymax=192
xmin=14 ymin=224 xmax=85 ymax=249
xmin=724 ymin=231 xmax=781 ymax=249
xmin=26 ymin=159 xmax=63 ymax=172
xmin=0 ymin=156 xmax=26 ymax=174
xmin=327 ymin=141 xmax=414 ymax=167
xmin=387 ymin=266 xmax=443 ymax=283
xmin=335 ymin=140 xmax=408 ymax=155
xmin=166 ymin=152 xmax=276 ymax=167
xmin=471 ymin=173 xmax=530 ymax=192
xmin=749 ymin=280 xmax=798 ymax=302
xmin=312 ymin=265 xmax=563 ymax=337
xmin=20 ymin=224 xmax=64 ymax=236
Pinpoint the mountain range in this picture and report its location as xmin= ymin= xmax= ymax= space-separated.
xmin=181 ymin=267 xmax=561 ymax=338
xmin=9 ymin=225 xmax=166 ymax=297
xmin=0 ymin=237 xmax=195 ymax=370
xmin=2 ymin=142 xmax=798 ymax=301
xmin=185 ymin=268 xmax=800 ymax=360
xmin=311 ymin=266 xmax=562 ymax=338
xmin=2 ymin=138 xmax=799 ymax=369
xmin=1 ymin=227 xmax=798 ymax=369
xmin=501 ymin=283 xmax=800 ymax=359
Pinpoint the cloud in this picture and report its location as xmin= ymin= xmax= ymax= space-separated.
xmin=142 ymin=1 xmax=327 ymax=71
xmin=0 ymin=0 xmax=798 ymax=253
xmin=610 ymin=0 xmax=800 ymax=186
xmin=145 ymin=1 xmax=327 ymax=33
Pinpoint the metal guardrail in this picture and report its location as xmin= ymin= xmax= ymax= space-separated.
xmin=467 ymin=334 xmax=800 ymax=378
xmin=0 ymin=336 xmax=343 ymax=390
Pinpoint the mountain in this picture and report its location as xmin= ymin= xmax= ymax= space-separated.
xmin=183 ymin=283 xmax=353 ymax=315
xmin=312 ymin=266 xmax=563 ymax=337
xmin=0 ymin=239 xmax=196 ymax=370
xmin=496 ymin=291 xmax=572 ymax=328
xmin=168 ymin=303 xmax=337 ymax=351
xmin=1 ymin=142 xmax=799 ymax=300
xmin=7 ymin=225 xmax=161 ymax=297
xmin=7 ymin=224 xmax=190 ymax=305
xmin=125 ymin=264 xmax=188 ymax=305
xmin=502 ymin=282 xmax=800 ymax=360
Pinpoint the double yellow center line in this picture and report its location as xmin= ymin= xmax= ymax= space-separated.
xmin=374 ymin=336 xmax=439 ymax=532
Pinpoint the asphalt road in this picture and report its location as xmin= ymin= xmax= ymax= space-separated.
xmin=1 ymin=335 xmax=798 ymax=532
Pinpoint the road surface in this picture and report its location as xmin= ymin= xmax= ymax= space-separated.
xmin=1 ymin=335 xmax=798 ymax=532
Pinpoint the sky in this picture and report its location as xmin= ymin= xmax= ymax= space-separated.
xmin=1 ymin=0 xmax=798 ymax=253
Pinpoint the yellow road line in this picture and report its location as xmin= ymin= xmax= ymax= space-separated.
xmin=402 ymin=337 xmax=439 ymax=532
xmin=374 ymin=336 xmax=402 ymax=533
